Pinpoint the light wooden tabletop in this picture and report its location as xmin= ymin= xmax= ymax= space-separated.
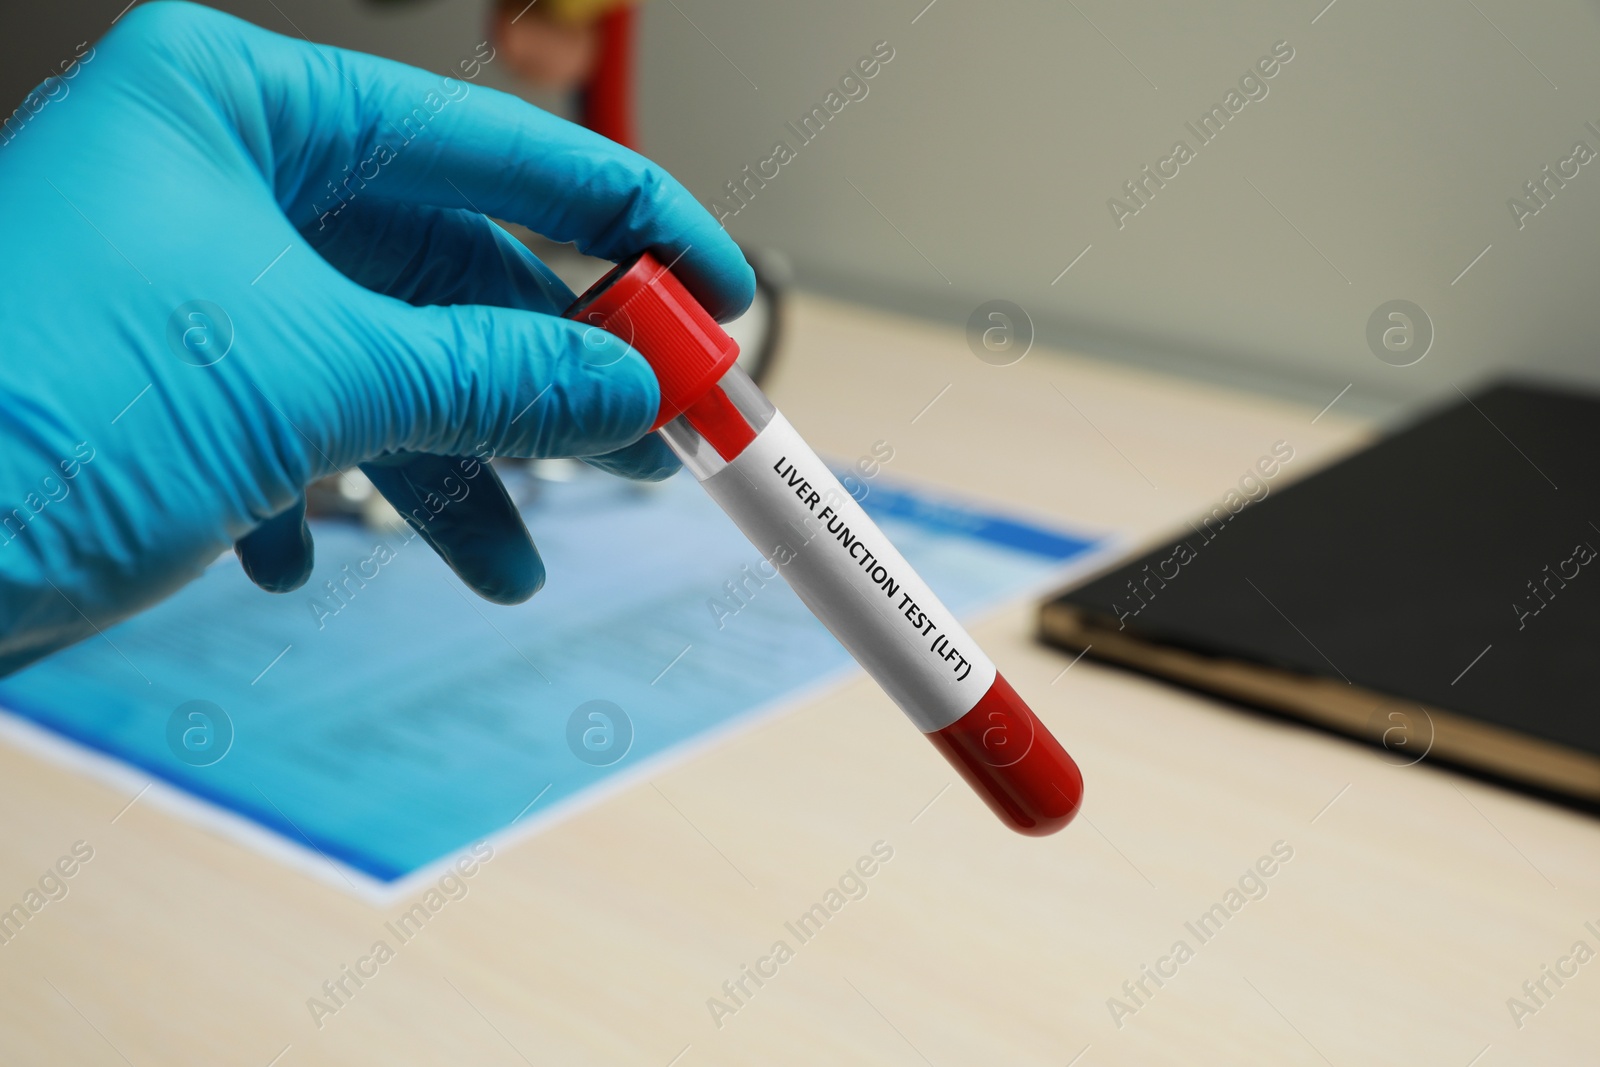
xmin=1 ymin=293 xmax=1594 ymax=1066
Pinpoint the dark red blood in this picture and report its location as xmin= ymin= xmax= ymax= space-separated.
xmin=927 ymin=673 xmax=1083 ymax=836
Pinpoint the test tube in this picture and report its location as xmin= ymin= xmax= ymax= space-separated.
xmin=565 ymin=253 xmax=1083 ymax=835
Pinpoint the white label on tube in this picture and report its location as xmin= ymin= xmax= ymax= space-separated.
xmin=700 ymin=412 xmax=996 ymax=733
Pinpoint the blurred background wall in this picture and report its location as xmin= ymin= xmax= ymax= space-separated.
xmin=9 ymin=0 xmax=1600 ymax=417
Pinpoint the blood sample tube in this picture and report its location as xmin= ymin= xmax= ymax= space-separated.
xmin=565 ymin=253 xmax=1083 ymax=835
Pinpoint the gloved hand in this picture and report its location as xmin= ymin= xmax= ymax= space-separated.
xmin=0 ymin=1 xmax=752 ymax=676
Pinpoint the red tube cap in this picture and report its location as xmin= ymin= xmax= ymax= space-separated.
xmin=564 ymin=252 xmax=741 ymax=430
xmin=927 ymin=674 xmax=1084 ymax=836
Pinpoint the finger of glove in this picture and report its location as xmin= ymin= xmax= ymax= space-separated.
xmin=321 ymin=203 xmax=685 ymax=485
xmin=581 ymin=434 xmax=680 ymax=482
xmin=233 ymin=495 xmax=315 ymax=593
xmin=164 ymin=6 xmax=757 ymax=320
xmin=308 ymin=199 xmax=679 ymax=486
xmin=304 ymin=196 xmax=577 ymax=314
xmin=361 ymin=453 xmax=544 ymax=604
xmin=307 ymin=288 xmax=662 ymax=473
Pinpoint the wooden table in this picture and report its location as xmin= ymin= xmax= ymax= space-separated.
xmin=1 ymin=294 xmax=1594 ymax=1066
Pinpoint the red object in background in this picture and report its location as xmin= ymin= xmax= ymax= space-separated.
xmin=582 ymin=7 xmax=636 ymax=148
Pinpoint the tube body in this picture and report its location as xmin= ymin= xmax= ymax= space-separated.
xmin=565 ymin=251 xmax=1082 ymax=834
xmin=661 ymin=367 xmax=1082 ymax=835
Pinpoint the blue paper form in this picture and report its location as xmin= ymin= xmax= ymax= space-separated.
xmin=0 ymin=467 xmax=1100 ymax=886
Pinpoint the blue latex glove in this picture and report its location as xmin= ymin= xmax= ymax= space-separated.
xmin=0 ymin=2 xmax=752 ymax=677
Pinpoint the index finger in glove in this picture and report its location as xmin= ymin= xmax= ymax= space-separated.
xmin=114 ymin=3 xmax=754 ymax=322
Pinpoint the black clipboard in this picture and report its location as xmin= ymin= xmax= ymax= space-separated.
xmin=1039 ymin=380 xmax=1600 ymax=806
